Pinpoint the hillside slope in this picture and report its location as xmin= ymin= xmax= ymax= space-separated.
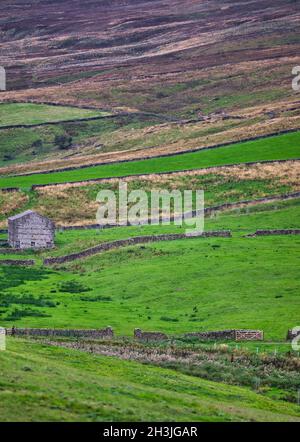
xmin=1 ymin=0 xmax=299 ymax=115
xmin=0 ymin=339 xmax=299 ymax=421
xmin=0 ymin=0 xmax=299 ymax=170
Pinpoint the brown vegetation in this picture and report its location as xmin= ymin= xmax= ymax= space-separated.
xmin=0 ymin=0 xmax=299 ymax=173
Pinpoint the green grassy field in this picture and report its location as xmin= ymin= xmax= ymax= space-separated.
xmin=0 ymin=103 xmax=108 ymax=127
xmin=0 ymin=339 xmax=299 ymax=422
xmin=1 ymin=131 xmax=299 ymax=189
xmin=0 ymin=201 xmax=299 ymax=339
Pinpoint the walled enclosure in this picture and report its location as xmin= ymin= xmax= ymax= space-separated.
xmin=8 ymin=210 xmax=55 ymax=249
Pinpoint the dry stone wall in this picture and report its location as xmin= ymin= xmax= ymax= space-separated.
xmin=57 ymin=223 xmax=117 ymax=231
xmin=8 ymin=326 xmax=114 ymax=339
xmin=134 ymin=328 xmax=168 ymax=342
xmin=247 ymin=229 xmax=300 ymax=237
xmin=43 ymin=231 xmax=231 ymax=265
xmin=184 ymin=329 xmax=264 ymax=341
xmin=6 ymin=327 xmax=265 ymax=342
xmin=0 ymin=247 xmax=22 ymax=253
xmin=0 ymin=115 xmax=112 ymax=131
xmin=0 ymin=259 xmax=35 ymax=266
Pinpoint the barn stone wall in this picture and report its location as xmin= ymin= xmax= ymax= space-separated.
xmin=8 ymin=212 xmax=55 ymax=249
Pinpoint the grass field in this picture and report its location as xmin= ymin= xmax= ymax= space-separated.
xmin=0 ymin=103 xmax=108 ymax=127
xmin=0 ymin=339 xmax=299 ymax=422
xmin=1 ymin=131 xmax=299 ymax=189
xmin=0 ymin=201 xmax=299 ymax=339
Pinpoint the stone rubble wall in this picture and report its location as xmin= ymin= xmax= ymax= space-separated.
xmin=0 ymin=259 xmax=35 ymax=266
xmin=7 ymin=326 xmax=114 ymax=339
xmin=184 ymin=329 xmax=264 ymax=341
xmin=132 ymin=328 xmax=264 ymax=342
xmin=247 ymin=229 xmax=300 ymax=237
xmin=43 ymin=231 xmax=231 ymax=265
xmin=6 ymin=327 xmax=265 ymax=342
xmin=0 ymin=247 xmax=21 ymax=253
xmin=0 ymin=115 xmax=112 ymax=131
xmin=134 ymin=328 xmax=168 ymax=342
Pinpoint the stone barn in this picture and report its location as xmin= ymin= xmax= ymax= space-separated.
xmin=8 ymin=210 xmax=55 ymax=250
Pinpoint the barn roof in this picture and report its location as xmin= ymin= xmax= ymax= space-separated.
xmin=8 ymin=210 xmax=52 ymax=223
